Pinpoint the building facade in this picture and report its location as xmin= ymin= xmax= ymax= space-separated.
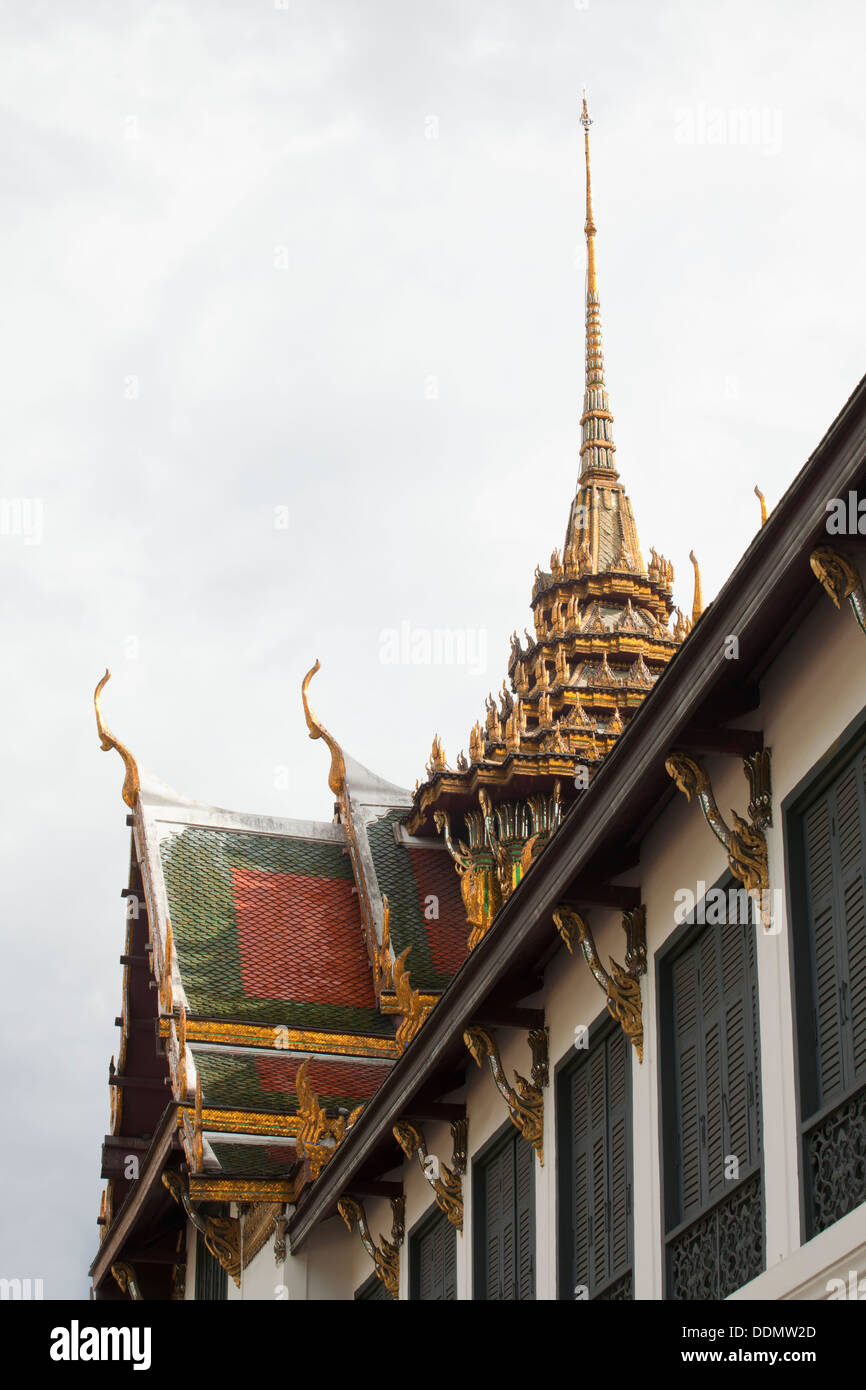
xmin=89 ymin=104 xmax=866 ymax=1302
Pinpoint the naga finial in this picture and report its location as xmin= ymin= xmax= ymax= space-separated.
xmin=301 ymin=660 xmax=346 ymax=797
xmin=94 ymin=669 xmax=140 ymax=809
xmin=754 ymin=485 xmax=768 ymax=526
xmin=689 ymin=550 xmax=704 ymax=623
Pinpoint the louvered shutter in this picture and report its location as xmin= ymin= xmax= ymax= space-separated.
xmin=672 ymin=949 xmax=702 ymax=1222
xmin=442 ymin=1216 xmax=457 ymax=1300
xmin=477 ymin=1130 xmax=535 ymax=1300
xmin=515 ymin=1131 xmax=534 ymax=1300
xmin=414 ymin=1209 xmax=457 ymax=1300
xmin=418 ymin=1219 xmax=438 ymax=1300
xmin=803 ymin=753 xmax=866 ymax=1107
xmin=194 ymin=1230 xmax=227 ymax=1301
xmin=607 ymin=1032 xmax=631 ymax=1284
xmin=500 ymin=1137 xmax=516 ymax=1299
xmin=840 ymin=757 xmax=866 ymax=1083
xmin=588 ymin=1045 xmax=609 ymax=1290
xmin=562 ymin=1029 xmax=631 ymax=1299
xmin=669 ymin=902 xmax=761 ymax=1228
xmin=570 ymin=1056 xmax=592 ymax=1293
xmin=806 ymin=790 xmax=846 ymax=1101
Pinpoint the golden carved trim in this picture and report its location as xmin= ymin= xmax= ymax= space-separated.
xmin=188 ymin=1175 xmax=301 ymax=1204
xmin=463 ymin=1025 xmax=545 ymax=1164
xmin=111 ymin=1262 xmax=143 ymax=1300
xmin=810 ymin=546 xmax=866 ymax=636
xmin=392 ymin=947 xmax=435 ymax=1050
xmin=338 ymin=1196 xmax=403 ymax=1298
xmin=158 ymin=1016 xmax=400 ymax=1058
xmin=665 ymin=750 xmax=770 ymax=923
xmin=393 ymin=1120 xmax=463 ymax=1231
xmin=295 ymin=1058 xmax=363 ymax=1178
xmin=553 ymin=905 xmax=644 ymax=1060
xmin=240 ymin=1201 xmax=284 ymax=1267
xmin=754 ymin=485 xmax=768 ymax=525
xmin=373 ymin=894 xmax=394 ymax=994
xmin=93 ymin=669 xmax=140 ymax=808
xmin=162 ymin=1170 xmax=242 ymax=1285
xmin=180 ymin=1105 xmax=302 ymax=1138
xmin=301 ymin=660 xmax=346 ymax=796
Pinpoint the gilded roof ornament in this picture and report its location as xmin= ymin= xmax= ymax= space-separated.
xmin=301 ymin=661 xmax=346 ymax=797
xmin=463 ymin=1025 xmax=546 ymax=1164
xmin=754 ymin=485 xmax=768 ymax=526
xmin=689 ymin=550 xmax=704 ymax=623
xmin=93 ymin=670 xmax=140 ymax=809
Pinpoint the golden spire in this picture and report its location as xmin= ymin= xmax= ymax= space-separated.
xmin=577 ymin=90 xmax=616 ymax=483
xmin=582 ymin=89 xmax=598 ymax=303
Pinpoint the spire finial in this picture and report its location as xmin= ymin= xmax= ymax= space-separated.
xmin=581 ymin=90 xmax=597 ymax=298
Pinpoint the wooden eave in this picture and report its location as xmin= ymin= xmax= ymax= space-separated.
xmin=89 ymin=1101 xmax=182 ymax=1289
xmin=288 ymin=371 xmax=866 ymax=1252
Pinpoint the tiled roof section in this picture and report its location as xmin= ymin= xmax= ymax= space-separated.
xmin=160 ymin=827 xmax=392 ymax=1036
xmin=208 ymin=1142 xmax=295 ymax=1178
xmin=193 ymin=1048 xmax=392 ymax=1113
xmin=365 ymin=810 xmax=468 ymax=990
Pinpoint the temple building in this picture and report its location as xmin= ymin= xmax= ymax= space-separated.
xmin=90 ymin=101 xmax=866 ymax=1303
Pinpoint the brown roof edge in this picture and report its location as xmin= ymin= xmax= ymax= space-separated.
xmin=288 ymin=371 xmax=866 ymax=1252
xmin=89 ymin=1101 xmax=180 ymax=1288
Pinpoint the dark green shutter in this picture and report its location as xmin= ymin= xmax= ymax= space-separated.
xmin=414 ymin=1208 xmax=457 ymax=1300
xmin=563 ymin=1028 xmax=632 ymax=1298
xmin=607 ymin=1031 xmax=631 ymax=1279
xmin=476 ymin=1129 xmax=535 ymax=1300
xmin=803 ymin=752 xmax=866 ymax=1108
xmin=670 ymin=904 xmax=760 ymax=1227
xmin=194 ymin=1230 xmax=227 ymax=1301
xmin=515 ymin=1131 xmax=534 ymax=1299
xmin=570 ymin=1056 xmax=591 ymax=1293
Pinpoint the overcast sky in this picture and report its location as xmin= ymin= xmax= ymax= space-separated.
xmin=2 ymin=0 xmax=865 ymax=1299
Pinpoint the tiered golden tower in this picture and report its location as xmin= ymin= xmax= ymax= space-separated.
xmin=407 ymin=95 xmax=700 ymax=946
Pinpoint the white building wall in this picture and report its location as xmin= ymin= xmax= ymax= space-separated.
xmin=228 ymin=591 xmax=866 ymax=1301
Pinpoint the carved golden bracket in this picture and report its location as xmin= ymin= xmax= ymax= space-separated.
xmin=450 ymin=1117 xmax=468 ymax=1175
xmin=393 ymin=1120 xmax=463 ymax=1231
xmin=553 ymin=905 xmax=645 ymax=1061
xmin=338 ymin=1195 xmax=404 ymax=1298
xmin=94 ymin=669 xmax=140 ymax=809
xmin=170 ymin=1229 xmax=186 ymax=1301
xmin=296 ymin=1059 xmax=363 ymax=1179
xmin=274 ymin=1211 xmax=289 ymax=1265
xmin=665 ymin=750 xmax=772 ymax=925
xmin=463 ymin=1026 xmax=546 ymax=1164
xmin=162 ymin=1170 xmax=242 ymax=1286
xmin=810 ymin=546 xmax=866 ymax=638
xmin=111 ymin=1262 xmax=143 ymax=1300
